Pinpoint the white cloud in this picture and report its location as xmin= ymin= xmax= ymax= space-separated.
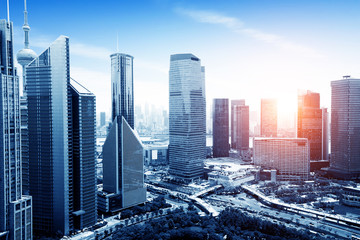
xmin=176 ymin=8 xmax=323 ymax=58
xmin=71 ymin=43 xmax=112 ymax=61
xmin=179 ymin=9 xmax=243 ymax=29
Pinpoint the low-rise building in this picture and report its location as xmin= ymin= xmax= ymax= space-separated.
xmin=342 ymin=186 xmax=360 ymax=207
xmin=205 ymin=158 xmax=259 ymax=188
xmin=253 ymin=138 xmax=310 ymax=180
xmin=144 ymin=145 xmax=168 ymax=166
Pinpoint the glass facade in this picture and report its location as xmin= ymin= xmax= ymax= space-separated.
xmin=20 ymin=97 xmax=29 ymax=196
xmin=122 ymin=117 xmax=147 ymax=208
xmin=101 ymin=116 xmax=146 ymax=212
xmin=231 ymin=100 xmax=249 ymax=151
xmin=261 ymin=99 xmax=277 ymax=137
xmin=100 ymin=52 xmax=146 ymax=213
xmin=212 ymin=98 xmax=229 ymax=157
xmin=331 ymin=78 xmax=360 ymax=177
xmin=169 ymin=54 xmax=206 ymax=180
xmin=70 ymin=78 xmax=97 ymax=230
xmin=111 ymin=53 xmax=134 ymax=128
xmin=27 ymin=36 xmax=72 ymax=236
xmin=322 ymin=108 xmax=329 ymax=160
xmin=100 ymin=112 xmax=106 ymax=127
xmin=253 ymin=138 xmax=310 ymax=180
xmin=0 ymin=19 xmax=32 ymax=240
xmin=297 ymin=90 xmax=322 ymax=160
xmin=102 ymin=117 xmax=120 ymax=194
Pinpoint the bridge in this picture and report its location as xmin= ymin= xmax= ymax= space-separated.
xmin=243 ymin=185 xmax=360 ymax=229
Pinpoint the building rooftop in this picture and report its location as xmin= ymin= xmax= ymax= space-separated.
xmin=70 ymin=78 xmax=93 ymax=95
xmin=170 ymin=53 xmax=199 ymax=62
xmin=110 ymin=53 xmax=133 ymax=58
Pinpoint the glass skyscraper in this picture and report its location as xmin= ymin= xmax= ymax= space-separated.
xmin=322 ymin=107 xmax=329 ymax=160
xmin=0 ymin=19 xmax=32 ymax=240
xmin=297 ymin=90 xmax=322 ymax=160
xmin=99 ymin=53 xmax=146 ymax=213
xmin=27 ymin=36 xmax=73 ymax=236
xmin=111 ymin=53 xmax=134 ymax=128
xmin=261 ymin=99 xmax=277 ymax=137
xmin=70 ymin=78 xmax=97 ymax=230
xmin=27 ymin=36 xmax=98 ymax=236
xmin=100 ymin=112 xmax=106 ymax=127
xmin=231 ymin=100 xmax=249 ymax=151
xmin=330 ymin=77 xmax=360 ymax=178
xmin=212 ymin=98 xmax=229 ymax=157
xmin=169 ymin=54 xmax=206 ymax=180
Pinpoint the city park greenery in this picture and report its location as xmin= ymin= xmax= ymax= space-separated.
xmin=110 ymin=204 xmax=330 ymax=240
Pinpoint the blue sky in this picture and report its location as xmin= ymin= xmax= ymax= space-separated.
xmin=2 ymin=0 xmax=360 ymax=119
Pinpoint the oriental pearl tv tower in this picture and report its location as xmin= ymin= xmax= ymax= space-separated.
xmin=17 ymin=0 xmax=36 ymax=95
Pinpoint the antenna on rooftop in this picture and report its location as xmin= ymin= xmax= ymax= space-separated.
xmin=7 ymin=0 xmax=10 ymax=22
xmin=24 ymin=0 xmax=28 ymax=25
xmin=116 ymin=32 xmax=119 ymax=52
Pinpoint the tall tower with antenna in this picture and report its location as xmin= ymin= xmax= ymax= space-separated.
xmin=17 ymin=0 xmax=37 ymax=95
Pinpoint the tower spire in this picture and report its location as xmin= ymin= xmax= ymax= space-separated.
xmin=23 ymin=0 xmax=30 ymax=49
xmin=17 ymin=0 xmax=37 ymax=96
xmin=7 ymin=0 xmax=10 ymax=22
xmin=116 ymin=32 xmax=119 ymax=52
xmin=24 ymin=0 xmax=28 ymax=25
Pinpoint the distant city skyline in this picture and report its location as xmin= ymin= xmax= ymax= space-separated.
xmin=2 ymin=0 xmax=360 ymax=118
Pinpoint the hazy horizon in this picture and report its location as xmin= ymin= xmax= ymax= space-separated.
xmin=3 ymin=0 xmax=360 ymax=121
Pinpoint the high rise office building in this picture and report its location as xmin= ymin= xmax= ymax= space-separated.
xmin=111 ymin=53 xmax=134 ymax=127
xmin=253 ymin=138 xmax=310 ymax=180
xmin=330 ymin=77 xmax=360 ymax=178
xmin=231 ymin=100 xmax=249 ymax=151
xmin=212 ymin=99 xmax=229 ymax=157
xmin=261 ymin=99 xmax=277 ymax=137
xmin=70 ymin=78 xmax=97 ymax=230
xmin=100 ymin=112 xmax=106 ymax=127
xmin=297 ymin=90 xmax=322 ymax=160
xmin=0 ymin=18 xmax=33 ymax=240
xmin=27 ymin=36 xmax=97 ymax=236
xmin=99 ymin=53 xmax=146 ymax=213
xmin=169 ymin=54 xmax=206 ymax=180
xmin=27 ymin=36 xmax=73 ymax=236
xmin=322 ymin=108 xmax=329 ymax=160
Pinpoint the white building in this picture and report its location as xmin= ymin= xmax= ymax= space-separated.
xmin=253 ymin=138 xmax=310 ymax=180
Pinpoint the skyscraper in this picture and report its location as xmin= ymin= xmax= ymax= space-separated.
xmin=70 ymin=78 xmax=97 ymax=230
xmin=27 ymin=36 xmax=73 ymax=236
xmin=100 ymin=112 xmax=106 ymax=127
xmin=297 ymin=90 xmax=322 ymax=160
xmin=99 ymin=53 xmax=146 ymax=213
xmin=212 ymin=99 xmax=229 ymax=157
xmin=261 ymin=99 xmax=277 ymax=137
xmin=27 ymin=36 xmax=97 ymax=236
xmin=231 ymin=100 xmax=249 ymax=151
xmin=0 ymin=18 xmax=32 ymax=240
xmin=169 ymin=54 xmax=206 ymax=180
xmin=111 ymin=53 xmax=134 ymax=128
xmin=322 ymin=107 xmax=329 ymax=160
xmin=330 ymin=77 xmax=360 ymax=178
